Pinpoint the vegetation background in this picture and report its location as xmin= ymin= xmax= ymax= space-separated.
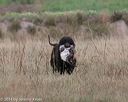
xmin=0 ymin=0 xmax=128 ymax=12
xmin=0 ymin=0 xmax=128 ymax=102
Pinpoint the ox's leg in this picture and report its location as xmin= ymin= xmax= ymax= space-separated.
xmin=60 ymin=62 xmax=65 ymax=75
xmin=66 ymin=67 xmax=72 ymax=75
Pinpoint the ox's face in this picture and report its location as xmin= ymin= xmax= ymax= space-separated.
xmin=59 ymin=43 xmax=76 ymax=66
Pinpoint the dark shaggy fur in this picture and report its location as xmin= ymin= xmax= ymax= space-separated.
xmin=48 ymin=35 xmax=76 ymax=75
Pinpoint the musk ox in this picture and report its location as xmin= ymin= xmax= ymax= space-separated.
xmin=48 ymin=35 xmax=76 ymax=75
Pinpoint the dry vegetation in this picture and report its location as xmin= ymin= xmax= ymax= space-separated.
xmin=0 ymin=11 xmax=128 ymax=41
xmin=0 ymin=11 xmax=128 ymax=102
xmin=0 ymin=36 xmax=128 ymax=102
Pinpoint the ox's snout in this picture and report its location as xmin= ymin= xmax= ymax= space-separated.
xmin=66 ymin=54 xmax=76 ymax=66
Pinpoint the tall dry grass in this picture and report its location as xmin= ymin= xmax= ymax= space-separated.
xmin=0 ymin=36 xmax=128 ymax=102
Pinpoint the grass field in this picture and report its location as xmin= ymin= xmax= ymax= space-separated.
xmin=0 ymin=0 xmax=128 ymax=101
xmin=42 ymin=0 xmax=128 ymax=12
xmin=0 ymin=37 xmax=128 ymax=102
xmin=0 ymin=13 xmax=127 ymax=101
xmin=0 ymin=0 xmax=128 ymax=12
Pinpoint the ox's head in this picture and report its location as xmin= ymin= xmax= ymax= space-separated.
xmin=59 ymin=43 xmax=76 ymax=66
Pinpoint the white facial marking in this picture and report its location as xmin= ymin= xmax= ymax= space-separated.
xmin=60 ymin=48 xmax=70 ymax=61
xmin=59 ymin=44 xmax=74 ymax=62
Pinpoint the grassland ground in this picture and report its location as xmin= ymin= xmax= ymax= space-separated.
xmin=0 ymin=36 xmax=128 ymax=102
xmin=42 ymin=0 xmax=128 ymax=12
xmin=0 ymin=0 xmax=128 ymax=13
xmin=0 ymin=0 xmax=128 ymax=101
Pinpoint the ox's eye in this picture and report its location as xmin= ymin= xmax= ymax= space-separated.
xmin=60 ymin=47 xmax=64 ymax=52
xmin=70 ymin=45 xmax=74 ymax=49
xmin=59 ymin=46 xmax=65 ymax=52
xmin=70 ymin=45 xmax=76 ymax=53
